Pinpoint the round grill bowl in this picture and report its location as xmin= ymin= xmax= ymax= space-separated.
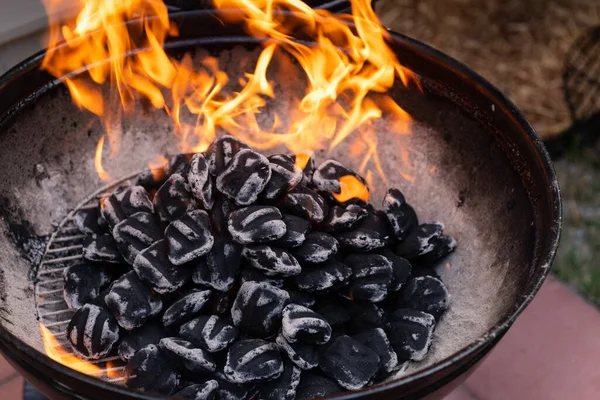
xmin=0 ymin=9 xmax=561 ymax=400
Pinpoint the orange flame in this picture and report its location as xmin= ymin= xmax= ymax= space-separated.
xmin=332 ymin=174 xmax=370 ymax=203
xmin=39 ymin=323 xmax=103 ymax=375
xmin=94 ymin=135 xmax=112 ymax=182
xmin=41 ymin=0 xmax=416 ymax=182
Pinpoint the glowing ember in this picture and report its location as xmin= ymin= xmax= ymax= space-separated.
xmin=332 ymin=174 xmax=370 ymax=203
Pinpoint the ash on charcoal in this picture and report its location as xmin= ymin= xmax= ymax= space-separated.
xmin=294 ymin=259 xmax=352 ymax=294
xmin=165 ymin=209 xmax=214 ymax=265
xmin=166 ymin=153 xmax=193 ymax=176
xmin=383 ymin=188 xmax=418 ymax=241
xmin=206 ymin=136 xmax=250 ymax=176
xmin=228 ymin=205 xmax=286 ymax=244
xmin=66 ymin=303 xmax=120 ymax=360
xmin=179 ymin=315 xmax=239 ymax=353
xmin=224 ymin=339 xmax=283 ymax=384
xmin=281 ymin=303 xmax=331 ymax=344
xmin=187 ymin=153 xmax=215 ymax=210
xmin=73 ymin=206 xmax=107 ymax=235
xmin=395 ymin=222 xmax=445 ymax=260
xmin=118 ymin=323 xmax=166 ymax=362
xmin=162 ymin=289 xmax=212 ymax=328
xmin=336 ymin=228 xmax=387 ymax=252
xmin=387 ymin=309 xmax=436 ymax=362
xmin=206 ymin=288 xmax=237 ymax=316
xmin=125 ymin=344 xmax=180 ymax=395
xmin=104 ymin=270 xmax=162 ymax=330
xmin=216 ymin=149 xmax=271 ymax=206
xmin=63 ymin=263 xmax=112 ymax=310
xmin=174 ymin=381 xmax=219 ymax=400
xmin=293 ymin=232 xmax=338 ymax=264
xmin=319 ymin=335 xmax=380 ymax=391
xmin=414 ymin=234 xmax=457 ymax=265
xmin=296 ymin=372 xmax=343 ymax=399
xmin=317 ymin=205 xmax=368 ymax=233
xmin=345 ymin=253 xmax=393 ymax=302
xmin=153 ymin=174 xmax=196 ymax=225
xmin=352 ymin=328 xmax=399 ymax=380
xmin=271 ymin=214 xmax=311 ymax=248
xmin=275 ymin=333 xmax=319 ymax=370
xmin=159 ymin=337 xmax=217 ymax=373
xmin=261 ymin=154 xmax=304 ymax=201
xmin=133 ymin=239 xmax=191 ymax=294
xmin=82 ymin=234 xmax=123 ymax=263
xmin=400 ymin=276 xmax=450 ymax=320
xmin=257 ymin=358 xmax=301 ymax=400
xmin=191 ymin=237 xmax=243 ymax=291
xmin=112 ymin=211 xmax=162 ymax=265
xmin=101 ymin=186 xmax=154 ymax=228
xmin=279 ymin=185 xmax=329 ymax=223
xmin=231 ymin=281 xmax=290 ymax=337
xmin=242 ymin=245 xmax=301 ymax=277
xmin=312 ymin=160 xmax=368 ymax=201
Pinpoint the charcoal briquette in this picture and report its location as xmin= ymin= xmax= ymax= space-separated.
xmin=216 ymin=148 xmax=272 ymax=206
xmin=317 ymin=204 xmax=368 ymax=233
xmin=118 ymin=323 xmax=166 ymax=362
xmin=413 ymin=234 xmax=457 ymax=265
xmin=295 ymin=372 xmax=343 ymax=399
xmin=257 ymin=358 xmax=301 ymax=400
xmin=383 ymin=188 xmax=418 ymax=241
xmin=165 ymin=209 xmax=214 ymax=265
xmin=227 ymin=205 xmax=286 ymax=245
xmin=347 ymin=302 xmax=388 ymax=334
xmin=381 ymin=249 xmax=412 ymax=291
xmin=345 ymin=253 xmax=393 ymax=302
xmin=292 ymin=153 xmax=316 ymax=186
xmin=279 ymin=185 xmax=329 ymax=223
xmin=223 ymin=339 xmax=283 ymax=383
xmin=311 ymin=297 xmax=352 ymax=327
xmin=206 ymin=136 xmax=250 ymax=176
xmin=260 ymin=154 xmax=304 ymax=201
xmin=400 ymin=276 xmax=450 ymax=319
xmin=125 ymin=344 xmax=180 ymax=395
xmin=293 ymin=232 xmax=339 ymax=264
xmin=336 ymin=228 xmax=387 ymax=252
xmin=271 ymin=214 xmax=311 ymax=248
xmin=287 ymin=290 xmax=316 ymax=308
xmin=210 ymin=195 xmax=237 ymax=236
xmin=275 ymin=333 xmax=319 ymax=370
xmin=318 ymin=335 xmax=380 ymax=390
xmin=174 ymin=381 xmax=219 ymax=400
xmin=153 ymin=173 xmax=196 ymax=225
xmin=352 ymin=328 xmax=399 ymax=380
xmin=212 ymin=376 xmax=251 ymax=400
xmin=207 ymin=288 xmax=238 ymax=316
xmin=387 ymin=308 xmax=436 ymax=361
xmin=135 ymin=165 xmax=168 ymax=191
xmin=179 ymin=315 xmax=239 ymax=353
xmin=133 ymin=239 xmax=191 ymax=294
xmin=112 ymin=211 xmax=162 ymax=265
xmin=192 ymin=237 xmax=243 ymax=291
xmin=101 ymin=186 xmax=154 ymax=228
xmin=240 ymin=267 xmax=285 ymax=288
xmin=242 ymin=245 xmax=301 ymax=277
xmin=312 ymin=160 xmax=368 ymax=202
xmin=281 ymin=303 xmax=331 ymax=344
xmin=66 ymin=303 xmax=120 ymax=360
xmin=104 ymin=271 xmax=162 ymax=330
xmin=63 ymin=263 xmax=112 ymax=310
xmin=162 ymin=289 xmax=212 ymax=328
xmin=74 ymin=206 xmax=108 ymax=235
xmin=167 ymin=153 xmax=194 ymax=176
xmin=187 ymin=153 xmax=215 ymax=210
xmin=294 ymin=259 xmax=352 ymax=294
xmin=395 ymin=222 xmax=444 ymax=260
xmin=231 ymin=281 xmax=290 ymax=337
xmin=82 ymin=234 xmax=124 ymax=264
xmin=159 ymin=337 xmax=217 ymax=373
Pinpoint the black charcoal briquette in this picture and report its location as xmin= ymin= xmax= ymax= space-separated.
xmin=135 ymin=164 xmax=168 ymax=191
xmin=112 ymin=211 xmax=162 ymax=265
xmin=312 ymin=160 xmax=368 ymax=203
xmin=228 ymin=205 xmax=286 ymax=244
xmin=82 ymin=234 xmax=124 ymax=263
xmin=383 ymin=188 xmax=418 ymax=241
xmin=133 ymin=239 xmax=191 ymax=294
xmin=260 ymin=154 xmax=304 ymax=201
xmin=413 ymin=234 xmax=457 ymax=265
xmin=293 ymin=232 xmax=339 ymax=264
xmin=216 ymin=149 xmax=272 ymax=206
xmin=231 ymin=281 xmax=290 ymax=337
xmin=294 ymin=260 xmax=351 ymax=294
xmin=118 ymin=323 xmax=166 ymax=362
xmin=242 ymin=245 xmax=301 ymax=277
xmin=162 ymin=289 xmax=212 ymax=328
xmin=74 ymin=206 xmax=107 ymax=235
xmin=257 ymin=358 xmax=301 ymax=400
xmin=400 ymin=276 xmax=450 ymax=319
xmin=318 ymin=335 xmax=380 ymax=390
xmin=63 ymin=263 xmax=112 ymax=310
xmin=101 ymin=186 xmax=154 ymax=228
xmin=192 ymin=237 xmax=243 ymax=291
xmin=381 ymin=249 xmax=412 ymax=291
xmin=166 ymin=153 xmax=194 ymax=176
xmin=318 ymin=205 xmax=368 ymax=233
xmin=279 ymin=185 xmax=329 ymax=223
xmin=387 ymin=309 xmax=436 ymax=361
xmin=347 ymin=302 xmax=388 ymax=334
xmin=223 ymin=339 xmax=283 ymax=384
xmin=352 ymin=328 xmax=399 ymax=380
xmin=296 ymin=372 xmax=343 ymax=399
xmin=179 ymin=315 xmax=239 ymax=353
xmin=174 ymin=381 xmax=219 ymax=400
xmin=125 ymin=344 xmax=180 ymax=395
xmin=281 ymin=303 xmax=331 ymax=344
xmin=275 ymin=333 xmax=319 ymax=370
xmin=271 ymin=214 xmax=311 ymax=248
xmin=153 ymin=173 xmax=196 ymax=225
xmin=207 ymin=288 xmax=237 ymax=316
xmin=66 ymin=303 xmax=120 ymax=360
xmin=165 ymin=209 xmax=214 ymax=265
xmin=187 ymin=153 xmax=215 ymax=210
xmin=159 ymin=337 xmax=217 ymax=373
xmin=345 ymin=253 xmax=393 ymax=302
xmin=206 ymin=136 xmax=250 ymax=176
xmin=395 ymin=222 xmax=444 ymax=260
xmin=336 ymin=228 xmax=387 ymax=252
xmin=104 ymin=271 xmax=162 ymax=330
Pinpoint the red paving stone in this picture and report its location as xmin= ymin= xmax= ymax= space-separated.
xmin=0 ymin=376 xmax=23 ymax=399
xmin=463 ymin=275 xmax=600 ymax=400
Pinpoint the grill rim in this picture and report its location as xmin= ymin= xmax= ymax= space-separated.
xmin=0 ymin=9 xmax=561 ymax=400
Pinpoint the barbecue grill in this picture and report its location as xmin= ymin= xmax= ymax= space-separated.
xmin=0 ymin=4 xmax=560 ymax=400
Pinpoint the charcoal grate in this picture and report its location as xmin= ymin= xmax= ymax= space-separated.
xmin=34 ymin=172 xmax=140 ymax=384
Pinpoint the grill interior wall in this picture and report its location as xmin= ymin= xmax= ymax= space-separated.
xmin=0 ymin=45 xmax=534 ymax=378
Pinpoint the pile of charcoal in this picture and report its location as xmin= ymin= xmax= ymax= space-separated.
xmin=64 ymin=136 xmax=455 ymax=400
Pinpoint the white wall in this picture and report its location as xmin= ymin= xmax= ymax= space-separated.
xmin=0 ymin=0 xmax=49 ymax=44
